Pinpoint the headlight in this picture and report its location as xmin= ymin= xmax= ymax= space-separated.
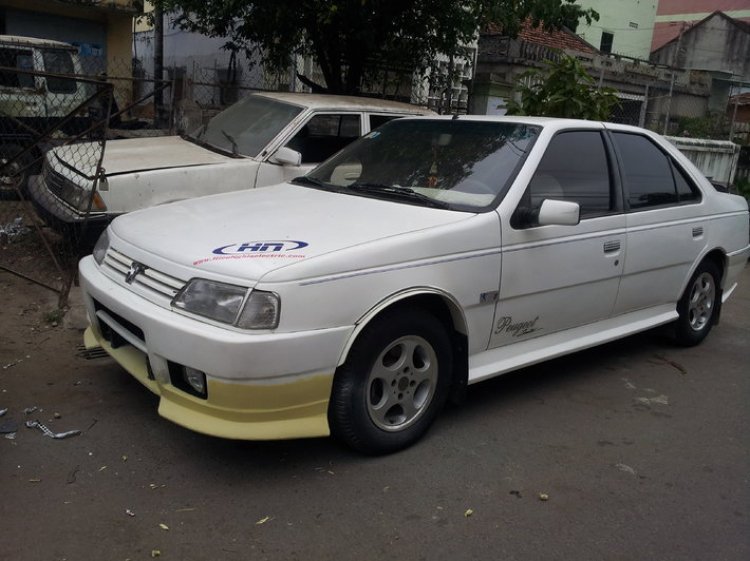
xmin=238 ymin=290 xmax=280 ymax=329
xmin=92 ymin=229 xmax=109 ymax=265
xmin=171 ymin=279 xmax=280 ymax=330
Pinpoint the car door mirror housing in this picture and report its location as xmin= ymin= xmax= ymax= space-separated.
xmin=270 ymin=146 xmax=302 ymax=166
xmin=538 ymin=199 xmax=581 ymax=226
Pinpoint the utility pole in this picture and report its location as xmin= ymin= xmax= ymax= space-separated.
xmin=663 ymin=21 xmax=689 ymax=135
xmin=154 ymin=6 xmax=165 ymax=127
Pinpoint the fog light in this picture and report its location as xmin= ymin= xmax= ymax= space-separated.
xmin=183 ymin=367 xmax=206 ymax=396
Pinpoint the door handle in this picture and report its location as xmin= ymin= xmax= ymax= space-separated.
xmin=603 ymin=240 xmax=620 ymax=253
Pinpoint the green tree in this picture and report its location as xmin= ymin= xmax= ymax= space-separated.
xmin=152 ymin=0 xmax=598 ymax=96
xmin=506 ymin=54 xmax=620 ymax=120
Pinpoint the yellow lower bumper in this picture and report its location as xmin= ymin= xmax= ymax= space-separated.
xmin=84 ymin=327 xmax=334 ymax=440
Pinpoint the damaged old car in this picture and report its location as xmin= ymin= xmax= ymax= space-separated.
xmin=79 ymin=116 xmax=750 ymax=454
xmin=27 ymin=92 xmax=432 ymax=233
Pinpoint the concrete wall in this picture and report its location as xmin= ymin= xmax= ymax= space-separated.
xmin=651 ymin=13 xmax=750 ymax=80
xmin=575 ymin=0 xmax=659 ymax=59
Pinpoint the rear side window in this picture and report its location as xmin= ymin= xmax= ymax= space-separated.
xmin=526 ymin=130 xmax=614 ymax=217
xmin=0 ymin=48 xmax=35 ymax=88
xmin=613 ymin=132 xmax=701 ymax=210
xmin=369 ymin=114 xmax=400 ymax=130
xmin=286 ymin=114 xmax=362 ymax=163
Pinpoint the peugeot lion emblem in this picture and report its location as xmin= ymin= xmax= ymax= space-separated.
xmin=125 ymin=262 xmax=147 ymax=284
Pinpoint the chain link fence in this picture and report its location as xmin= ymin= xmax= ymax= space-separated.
xmin=0 ymin=38 xmax=173 ymax=306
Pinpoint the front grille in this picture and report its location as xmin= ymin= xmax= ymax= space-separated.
xmin=44 ymin=162 xmax=71 ymax=199
xmin=103 ymin=249 xmax=186 ymax=299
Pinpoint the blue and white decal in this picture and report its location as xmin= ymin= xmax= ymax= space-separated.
xmin=193 ymin=240 xmax=309 ymax=266
xmin=212 ymin=240 xmax=309 ymax=255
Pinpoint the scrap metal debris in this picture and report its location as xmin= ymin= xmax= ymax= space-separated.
xmin=3 ymin=362 xmax=16 ymax=370
xmin=23 ymin=406 xmax=39 ymax=415
xmin=159 ymin=523 xmax=169 ymax=531
xmin=616 ymin=463 xmax=638 ymax=476
xmin=0 ymin=408 xmax=7 ymax=417
xmin=125 ymin=509 xmax=136 ymax=517
xmin=538 ymin=493 xmax=549 ymax=501
xmin=463 ymin=509 xmax=473 ymax=517
xmin=0 ymin=217 xmax=30 ymax=241
xmin=255 ymin=516 xmax=273 ymax=525
xmin=25 ymin=420 xmax=82 ymax=439
xmin=634 ymin=395 xmax=669 ymax=406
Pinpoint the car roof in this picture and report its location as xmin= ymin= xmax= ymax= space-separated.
xmin=252 ymin=91 xmax=434 ymax=115
xmin=0 ymin=34 xmax=79 ymax=51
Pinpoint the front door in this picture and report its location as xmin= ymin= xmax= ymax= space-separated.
xmin=491 ymin=129 xmax=625 ymax=348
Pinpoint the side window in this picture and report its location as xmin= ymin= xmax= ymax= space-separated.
xmin=369 ymin=114 xmax=400 ymax=130
xmin=285 ymin=114 xmax=361 ymax=164
xmin=526 ymin=130 xmax=613 ymax=217
xmin=672 ymin=161 xmax=702 ymax=203
xmin=0 ymin=48 xmax=35 ymax=88
xmin=613 ymin=132 xmax=699 ymax=209
xmin=42 ymin=50 xmax=76 ymax=94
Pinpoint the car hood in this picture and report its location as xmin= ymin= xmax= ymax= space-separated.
xmin=110 ymin=183 xmax=474 ymax=285
xmin=53 ymin=136 xmax=234 ymax=177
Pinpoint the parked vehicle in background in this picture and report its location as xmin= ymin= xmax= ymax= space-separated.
xmin=28 ymin=92 xmax=433 ymax=232
xmin=79 ymin=116 xmax=750 ymax=454
xmin=0 ymin=35 xmax=88 ymax=199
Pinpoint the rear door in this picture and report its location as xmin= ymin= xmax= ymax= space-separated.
xmin=608 ymin=131 xmax=705 ymax=314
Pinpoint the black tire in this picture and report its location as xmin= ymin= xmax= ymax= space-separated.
xmin=0 ymin=143 xmax=33 ymax=200
xmin=329 ymin=307 xmax=453 ymax=455
xmin=674 ymin=260 xmax=721 ymax=347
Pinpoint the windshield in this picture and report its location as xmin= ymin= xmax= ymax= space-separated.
xmin=305 ymin=118 xmax=540 ymax=212
xmin=187 ymin=95 xmax=304 ymax=158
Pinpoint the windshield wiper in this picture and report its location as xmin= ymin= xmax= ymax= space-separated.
xmin=221 ymin=129 xmax=239 ymax=156
xmin=291 ymin=176 xmax=343 ymax=192
xmin=347 ymin=182 xmax=450 ymax=209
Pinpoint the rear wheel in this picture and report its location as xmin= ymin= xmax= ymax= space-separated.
xmin=329 ymin=307 xmax=453 ymax=455
xmin=674 ymin=260 xmax=721 ymax=346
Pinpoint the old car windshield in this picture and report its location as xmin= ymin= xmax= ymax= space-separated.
xmin=188 ymin=96 xmax=303 ymax=158
xmin=306 ymin=119 xmax=540 ymax=212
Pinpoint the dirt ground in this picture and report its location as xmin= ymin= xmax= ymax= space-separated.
xmin=1 ymin=265 xmax=748 ymax=561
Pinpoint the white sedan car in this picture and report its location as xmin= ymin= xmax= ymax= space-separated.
xmin=28 ymin=92 xmax=432 ymax=232
xmin=79 ymin=116 xmax=750 ymax=454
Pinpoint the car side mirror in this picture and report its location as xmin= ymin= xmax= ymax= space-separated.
xmin=538 ymin=199 xmax=581 ymax=226
xmin=270 ymin=146 xmax=302 ymax=166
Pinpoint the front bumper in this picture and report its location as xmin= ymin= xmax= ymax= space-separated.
xmin=79 ymin=256 xmax=354 ymax=440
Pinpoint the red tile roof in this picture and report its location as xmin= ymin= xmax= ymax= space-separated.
xmin=484 ymin=20 xmax=597 ymax=54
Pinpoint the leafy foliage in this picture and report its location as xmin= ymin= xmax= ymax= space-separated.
xmin=506 ymin=54 xmax=620 ymax=120
xmin=152 ymin=0 xmax=598 ymax=95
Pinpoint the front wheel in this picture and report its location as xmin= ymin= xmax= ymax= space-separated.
xmin=329 ymin=307 xmax=453 ymax=455
xmin=674 ymin=260 xmax=721 ymax=347
xmin=0 ymin=143 xmax=33 ymax=200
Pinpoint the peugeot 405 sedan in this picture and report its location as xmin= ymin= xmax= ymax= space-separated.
xmin=79 ymin=116 xmax=750 ymax=454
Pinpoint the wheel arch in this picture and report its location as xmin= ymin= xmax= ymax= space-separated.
xmin=337 ymin=288 xmax=469 ymax=404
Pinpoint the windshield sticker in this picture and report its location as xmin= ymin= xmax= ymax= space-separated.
xmin=193 ymin=240 xmax=309 ymax=266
